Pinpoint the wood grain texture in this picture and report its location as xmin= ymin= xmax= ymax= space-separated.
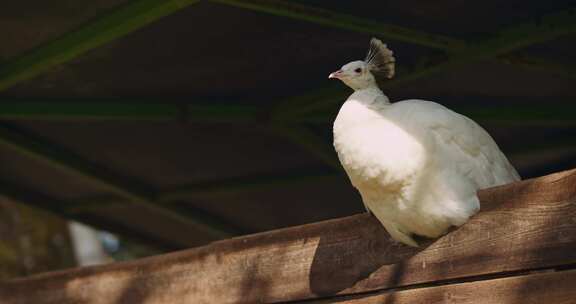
xmin=0 ymin=169 xmax=575 ymax=304
xmin=309 ymin=270 xmax=576 ymax=303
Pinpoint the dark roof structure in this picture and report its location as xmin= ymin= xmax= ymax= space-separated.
xmin=0 ymin=0 xmax=575 ymax=250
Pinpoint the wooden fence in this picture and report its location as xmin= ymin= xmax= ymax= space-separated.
xmin=1 ymin=169 xmax=575 ymax=303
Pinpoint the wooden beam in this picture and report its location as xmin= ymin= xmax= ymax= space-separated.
xmin=216 ymin=1 xmax=576 ymax=97
xmin=0 ymin=123 xmax=237 ymax=240
xmin=0 ymin=179 xmax=183 ymax=250
xmin=272 ymin=7 xmax=576 ymax=117
xmin=0 ymin=99 xmax=574 ymax=125
xmin=309 ymin=270 xmax=576 ymax=304
xmin=157 ymin=169 xmax=338 ymax=201
xmin=294 ymin=102 xmax=576 ymax=125
xmin=185 ymin=104 xmax=261 ymax=123
xmin=211 ymin=0 xmax=466 ymax=51
xmin=66 ymin=170 xmax=340 ymax=213
xmin=0 ymin=101 xmax=262 ymax=122
xmin=0 ymin=0 xmax=201 ymax=92
xmin=1 ymin=169 xmax=575 ymax=303
xmin=500 ymin=54 xmax=576 ymax=80
xmin=0 ymin=101 xmax=179 ymax=121
xmin=215 ymin=0 xmax=576 ymax=79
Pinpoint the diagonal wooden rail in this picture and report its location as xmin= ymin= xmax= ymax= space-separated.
xmin=212 ymin=0 xmax=467 ymax=51
xmin=0 ymin=101 xmax=180 ymax=121
xmin=0 ymin=123 xmax=238 ymax=241
xmin=0 ymin=0 xmax=201 ymax=91
xmin=0 ymin=179 xmax=186 ymax=250
xmin=1 ymin=168 xmax=575 ymax=303
xmin=1 ymin=99 xmax=576 ymax=124
xmin=66 ymin=168 xmax=339 ymax=213
xmin=0 ymin=100 xmax=261 ymax=122
xmin=260 ymin=4 xmax=576 ymax=117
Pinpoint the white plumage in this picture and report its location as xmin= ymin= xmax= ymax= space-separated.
xmin=330 ymin=38 xmax=520 ymax=247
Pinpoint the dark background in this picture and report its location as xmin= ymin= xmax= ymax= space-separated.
xmin=0 ymin=0 xmax=575 ymax=252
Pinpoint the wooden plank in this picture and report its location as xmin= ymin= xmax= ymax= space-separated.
xmin=1 ymin=169 xmax=575 ymax=303
xmin=309 ymin=270 xmax=576 ymax=303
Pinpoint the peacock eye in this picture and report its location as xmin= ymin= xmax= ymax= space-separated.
xmin=355 ymin=68 xmax=362 ymax=73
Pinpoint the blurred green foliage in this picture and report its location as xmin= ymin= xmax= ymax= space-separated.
xmin=0 ymin=198 xmax=76 ymax=280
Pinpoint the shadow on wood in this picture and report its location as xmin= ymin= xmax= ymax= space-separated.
xmin=308 ymin=215 xmax=429 ymax=296
xmin=0 ymin=169 xmax=575 ymax=303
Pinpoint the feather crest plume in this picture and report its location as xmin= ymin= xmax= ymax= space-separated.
xmin=365 ymin=38 xmax=395 ymax=79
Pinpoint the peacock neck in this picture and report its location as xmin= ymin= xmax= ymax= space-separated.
xmin=351 ymin=85 xmax=390 ymax=106
xmin=355 ymin=85 xmax=383 ymax=95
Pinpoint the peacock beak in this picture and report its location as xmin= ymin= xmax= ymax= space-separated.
xmin=328 ymin=70 xmax=343 ymax=79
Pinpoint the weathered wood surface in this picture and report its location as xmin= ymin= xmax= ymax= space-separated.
xmin=309 ymin=270 xmax=576 ymax=303
xmin=1 ymin=169 xmax=575 ymax=303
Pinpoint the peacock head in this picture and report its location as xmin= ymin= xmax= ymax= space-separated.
xmin=329 ymin=38 xmax=395 ymax=91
